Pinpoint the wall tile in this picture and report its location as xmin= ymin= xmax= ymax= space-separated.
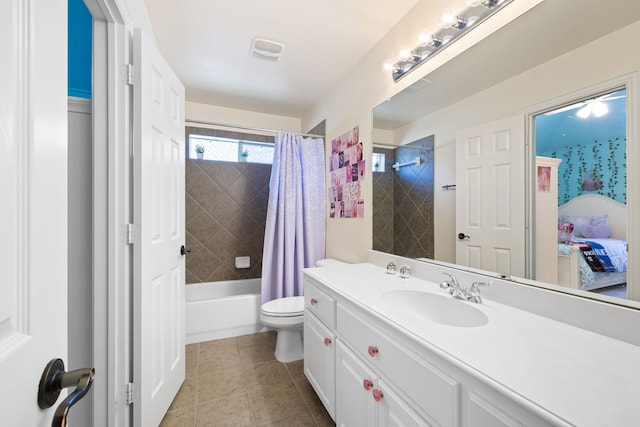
xmin=186 ymin=149 xmax=271 ymax=284
xmin=373 ymin=138 xmax=434 ymax=259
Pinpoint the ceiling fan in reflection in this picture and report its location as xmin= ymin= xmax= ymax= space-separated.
xmin=544 ymin=92 xmax=626 ymax=119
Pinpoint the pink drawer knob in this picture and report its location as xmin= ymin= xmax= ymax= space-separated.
xmin=324 ymin=337 xmax=332 ymax=346
xmin=367 ymin=345 xmax=378 ymax=357
xmin=373 ymin=389 xmax=383 ymax=402
xmin=310 ymin=298 xmax=318 ymax=306
xmin=363 ymin=379 xmax=373 ymax=391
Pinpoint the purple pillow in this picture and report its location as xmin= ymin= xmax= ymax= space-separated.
xmin=581 ymin=224 xmax=612 ymax=238
xmin=590 ymin=214 xmax=609 ymax=227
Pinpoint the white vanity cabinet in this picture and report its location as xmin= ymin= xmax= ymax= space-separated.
xmin=336 ymin=340 xmax=430 ymax=427
xmin=304 ymin=273 xmax=560 ymax=427
xmin=303 ymin=262 xmax=640 ymax=427
xmin=337 ymin=302 xmax=460 ymax=426
xmin=304 ymin=281 xmax=337 ymax=419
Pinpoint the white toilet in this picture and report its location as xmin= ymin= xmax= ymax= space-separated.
xmin=260 ymin=258 xmax=346 ymax=363
xmin=260 ymin=296 xmax=305 ymax=363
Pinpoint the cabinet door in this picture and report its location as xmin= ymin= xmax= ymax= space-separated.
xmin=466 ymin=391 xmax=554 ymax=427
xmin=377 ymin=379 xmax=432 ymax=427
xmin=336 ymin=341 xmax=378 ymax=427
xmin=304 ymin=311 xmax=336 ymax=419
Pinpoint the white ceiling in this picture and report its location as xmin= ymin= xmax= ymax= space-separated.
xmin=144 ymin=0 xmax=419 ymax=117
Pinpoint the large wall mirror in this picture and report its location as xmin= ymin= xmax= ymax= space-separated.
xmin=372 ymin=0 xmax=640 ymax=308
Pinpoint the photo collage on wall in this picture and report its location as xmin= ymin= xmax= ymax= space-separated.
xmin=328 ymin=125 xmax=365 ymax=218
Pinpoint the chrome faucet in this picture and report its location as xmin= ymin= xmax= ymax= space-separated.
xmin=439 ymin=273 xmax=489 ymax=304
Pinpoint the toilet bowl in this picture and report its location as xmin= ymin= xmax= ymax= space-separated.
xmin=260 ymin=259 xmax=346 ymax=363
xmin=260 ymin=296 xmax=305 ymax=363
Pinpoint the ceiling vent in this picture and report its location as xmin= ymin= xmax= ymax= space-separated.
xmin=251 ymin=37 xmax=285 ymax=62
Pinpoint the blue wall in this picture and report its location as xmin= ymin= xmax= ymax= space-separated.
xmin=536 ymin=89 xmax=627 ymax=205
xmin=68 ymin=0 xmax=92 ymax=98
xmin=539 ymin=138 xmax=627 ymax=205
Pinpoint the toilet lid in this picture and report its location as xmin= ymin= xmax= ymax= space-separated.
xmin=262 ymin=296 xmax=305 ymax=317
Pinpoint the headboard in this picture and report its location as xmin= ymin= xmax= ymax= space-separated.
xmin=558 ymin=194 xmax=627 ymax=240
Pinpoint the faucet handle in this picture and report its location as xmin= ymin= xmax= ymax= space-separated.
xmin=386 ymin=261 xmax=397 ymax=275
xmin=468 ymin=281 xmax=489 ymax=303
xmin=399 ymin=265 xmax=411 ymax=279
xmin=440 ymin=273 xmax=456 ymax=288
xmin=469 ymin=281 xmax=489 ymax=292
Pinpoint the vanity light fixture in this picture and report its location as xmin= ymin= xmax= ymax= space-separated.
xmin=383 ymin=0 xmax=512 ymax=82
xmin=467 ymin=0 xmax=501 ymax=8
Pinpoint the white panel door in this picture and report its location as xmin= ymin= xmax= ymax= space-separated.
xmin=0 ymin=0 xmax=69 ymax=424
xmin=336 ymin=341 xmax=378 ymax=426
xmin=133 ymin=28 xmax=186 ymax=427
xmin=456 ymin=117 xmax=525 ymax=277
xmin=304 ymin=312 xmax=336 ymax=419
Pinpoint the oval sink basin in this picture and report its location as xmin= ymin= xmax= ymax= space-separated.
xmin=376 ymin=290 xmax=489 ymax=328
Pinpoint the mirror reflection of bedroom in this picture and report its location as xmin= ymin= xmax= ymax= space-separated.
xmin=534 ymin=88 xmax=627 ymax=299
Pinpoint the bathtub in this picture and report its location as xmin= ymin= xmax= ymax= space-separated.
xmin=185 ymin=278 xmax=267 ymax=344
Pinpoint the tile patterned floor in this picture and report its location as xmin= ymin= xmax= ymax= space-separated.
xmin=160 ymin=331 xmax=335 ymax=427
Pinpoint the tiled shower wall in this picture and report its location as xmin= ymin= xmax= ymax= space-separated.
xmin=372 ymin=148 xmax=395 ymax=253
xmin=372 ymin=135 xmax=434 ymax=259
xmin=185 ymin=127 xmax=274 ymax=284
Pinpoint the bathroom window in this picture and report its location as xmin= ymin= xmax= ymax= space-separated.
xmin=189 ymin=134 xmax=274 ymax=164
xmin=372 ymin=152 xmax=385 ymax=172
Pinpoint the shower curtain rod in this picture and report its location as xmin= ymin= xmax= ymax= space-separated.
xmin=372 ymin=142 xmax=433 ymax=151
xmin=185 ymin=118 xmax=325 ymax=139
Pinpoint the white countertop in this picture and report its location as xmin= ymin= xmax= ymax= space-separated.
xmin=304 ymin=263 xmax=640 ymax=427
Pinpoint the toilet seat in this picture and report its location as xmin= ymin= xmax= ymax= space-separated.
xmin=261 ymin=296 xmax=305 ymax=317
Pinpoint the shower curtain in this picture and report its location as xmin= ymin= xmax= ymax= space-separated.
xmin=261 ymin=132 xmax=326 ymax=303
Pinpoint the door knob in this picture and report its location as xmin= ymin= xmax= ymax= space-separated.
xmin=180 ymin=245 xmax=191 ymax=256
xmin=458 ymin=233 xmax=470 ymax=240
xmin=38 ymin=358 xmax=95 ymax=427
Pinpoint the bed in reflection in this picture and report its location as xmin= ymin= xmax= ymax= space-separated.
xmin=556 ymin=194 xmax=627 ymax=292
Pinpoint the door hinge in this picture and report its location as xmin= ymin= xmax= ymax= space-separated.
xmin=126 ymin=223 xmax=139 ymax=245
xmin=126 ymin=382 xmax=137 ymax=405
xmin=123 ymin=63 xmax=139 ymax=86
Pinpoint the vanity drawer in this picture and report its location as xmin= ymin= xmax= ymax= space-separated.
xmin=338 ymin=303 xmax=460 ymax=427
xmin=305 ymin=281 xmax=336 ymax=329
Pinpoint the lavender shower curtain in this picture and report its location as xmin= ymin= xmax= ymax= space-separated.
xmin=261 ymin=132 xmax=326 ymax=303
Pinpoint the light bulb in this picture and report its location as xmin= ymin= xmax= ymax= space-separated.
xmin=466 ymin=0 xmax=482 ymax=7
xmin=398 ymin=46 xmax=413 ymax=61
xmin=382 ymin=59 xmax=396 ymax=72
xmin=440 ymin=8 xmax=459 ymax=29
xmin=417 ymin=29 xmax=433 ymax=46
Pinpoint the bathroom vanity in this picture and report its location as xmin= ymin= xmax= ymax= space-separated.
xmin=303 ymin=261 xmax=640 ymax=427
